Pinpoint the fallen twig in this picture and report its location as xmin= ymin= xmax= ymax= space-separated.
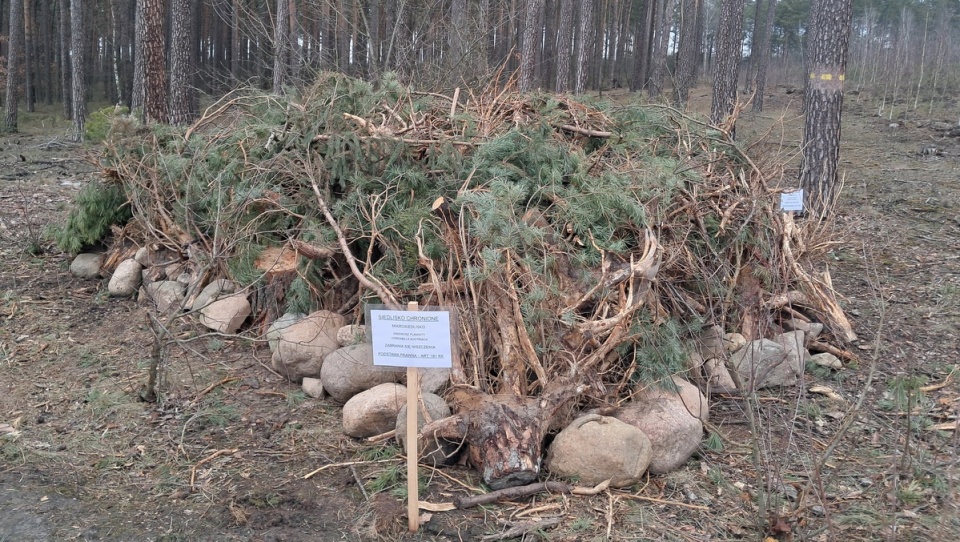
xmin=190 ymin=448 xmax=240 ymax=490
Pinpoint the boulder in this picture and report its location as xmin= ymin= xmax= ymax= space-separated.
xmin=320 ymin=343 xmax=402 ymax=403
xmin=703 ymin=358 xmax=737 ymax=393
xmin=142 ymin=280 xmax=186 ymax=314
xmin=546 ymin=414 xmax=652 ymax=488
xmin=690 ymin=325 xmax=726 ymax=361
xmin=396 ymin=392 xmax=457 ymax=465
xmin=69 ymin=253 xmax=103 ymax=279
xmin=615 ymin=377 xmax=707 ymax=474
xmin=730 ymin=337 xmax=802 ymax=390
xmin=271 ymin=310 xmax=345 ymax=382
xmin=417 ymin=368 xmax=451 ymax=395
xmin=108 ymin=259 xmax=143 ymax=297
xmin=336 ymin=324 xmax=367 ymax=347
xmin=267 ymin=312 xmax=305 ymax=353
xmin=302 ymin=377 xmax=325 ymax=399
xmin=723 ymin=333 xmax=748 ymax=353
xmin=199 ymin=293 xmax=250 ymax=334
xmin=190 ymin=279 xmax=237 ymax=311
xmin=343 ymin=383 xmax=407 ymax=438
xmin=774 ymin=330 xmax=806 ymax=378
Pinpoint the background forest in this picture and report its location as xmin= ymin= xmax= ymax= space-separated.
xmin=1 ymin=0 xmax=959 ymax=134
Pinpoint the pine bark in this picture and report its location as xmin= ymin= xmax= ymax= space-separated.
xmin=59 ymin=0 xmax=71 ymax=119
xmin=519 ymin=0 xmax=544 ymax=92
xmin=649 ymin=0 xmax=676 ymax=98
xmin=674 ymin=0 xmax=700 ymax=106
xmin=710 ymin=0 xmax=745 ymax=133
xmin=799 ymin=0 xmax=853 ymax=213
xmin=752 ymin=0 xmax=776 ymax=112
xmin=3 ymin=0 xmax=24 ymax=132
xmin=131 ymin=0 xmax=144 ymax=114
xmin=69 ymin=0 xmax=85 ymax=140
xmin=743 ymin=0 xmax=763 ymax=93
xmin=143 ymin=0 xmax=166 ymax=123
xmin=169 ymin=0 xmax=195 ymax=124
xmin=630 ymin=0 xmax=656 ymax=92
xmin=23 ymin=0 xmax=35 ymax=111
xmin=555 ymin=0 xmax=573 ymax=92
xmin=574 ymin=0 xmax=593 ymax=94
xmin=273 ymin=0 xmax=289 ymax=94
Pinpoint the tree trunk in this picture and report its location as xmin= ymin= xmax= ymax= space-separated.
xmin=743 ymin=0 xmax=763 ymax=93
xmin=58 ymin=0 xmax=71 ymax=119
xmin=802 ymin=0 xmax=820 ymax=114
xmin=799 ymin=0 xmax=853 ymax=214
xmin=169 ymin=0 xmax=195 ymax=124
xmin=273 ymin=0 xmax=289 ymax=94
xmin=519 ymin=0 xmax=544 ymax=92
xmin=574 ymin=0 xmax=592 ymax=94
xmin=69 ymin=0 xmax=85 ymax=140
xmin=752 ymin=0 xmax=776 ymax=112
xmin=555 ymin=0 xmax=573 ymax=92
xmin=23 ymin=0 xmax=34 ymax=112
xmin=649 ymin=0 xmax=676 ymax=98
xmin=630 ymin=0 xmax=656 ymax=92
xmin=39 ymin=0 xmax=52 ymax=105
xmin=674 ymin=0 xmax=700 ymax=106
xmin=131 ymin=0 xmax=144 ymax=114
xmin=143 ymin=0 xmax=166 ymax=123
xmin=709 ymin=0 xmax=745 ymax=134
xmin=3 ymin=0 xmax=24 ymax=132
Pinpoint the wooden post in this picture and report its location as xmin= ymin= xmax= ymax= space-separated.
xmin=406 ymin=301 xmax=419 ymax=532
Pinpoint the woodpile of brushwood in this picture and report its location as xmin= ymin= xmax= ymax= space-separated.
xmin=66 ymin=72 xmax=854 ymax=489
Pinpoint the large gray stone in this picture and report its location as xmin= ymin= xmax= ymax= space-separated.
xmin=199 ymin=293 xmax=250 ymax=334
xmin=615 ymin=377 xmax=707 ymax=474
xmin=267 ymin=312 xmax=306 ymax=353
xmin=271 ymin=310 xmax=345 ymax=382
xmin=143 ymin=280 xmax=187 ymax=314
xmin=108 ymin=259 xmax=143 ymax=297
xmin=320 ymin=343 xmax=402 ymax=404
xmin=190 ymin=279 xmax=237 ymax=311
xmin=396 ymin=392 xmax=457 ymax=466
xmin=730 ymin=336 xmax=803 ymax=390
xmin=69 ymin=253 xmax=103 ymax=279
xmin=343 ymin=383 xmax=407 ymax=438
xmin=546 ymin=414 xmax=652 ymax=488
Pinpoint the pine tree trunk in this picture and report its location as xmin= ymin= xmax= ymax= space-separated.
xmin=630 ymin=0 xmax=655 ymax=92
xmin=131 ymin=0 xmax=144 ymax=114
xmin=273 ymin=0 xmax=289 ymax=94
xmin=169 ymin=0 xmax=195 ymax=124
xmin=3 ymin=0 xmax=24 ymax=132
xmin=574 ymin=0 xmax=592 ymax=94
xmin=70 ymin=0 xmax=85 ymax=140
xmin=555 ymin=0 xmax=573 ymax=92
xmin=799 ymin=0 xmax=853 ymax=214
xmin=752 ymin=0 xmax=776 ymax=112
xmin=59 ymin=0 xmax=71 ymax=119
xmin=519 ymin=0 xmax=543 ymax=92
xmin=39 ymin=0 xmax=52 ymax=105
xmin=231 ymin=0 xmax=241 ymax=81
xmin=23 ymin=0 xmax=35 ymax=112
xmin=710 ymin=0 xmax=744 ymax=133
xmin=143 ymin=0 xmax=166 ymax=123
xmin=743 ymin=0 xmax=763 ymax=93
xmin=674 ymin=0 xmax=699 ymax=106
xmin=649 ymin=0 xmax=675 ymax=98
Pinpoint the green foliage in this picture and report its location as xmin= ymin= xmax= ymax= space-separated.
xmin=85 ymin=105 xmax=132 ymax=143
xmin=50 ymin=181 xmax=132 ymax=254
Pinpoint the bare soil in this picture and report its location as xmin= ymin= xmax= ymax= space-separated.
xmin=1 ymin=91 xmax=958 ymax=541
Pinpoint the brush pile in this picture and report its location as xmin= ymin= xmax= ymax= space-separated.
xmin=77 ymin=72 xmax=854 ymax=485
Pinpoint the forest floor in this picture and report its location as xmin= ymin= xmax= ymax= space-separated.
xmin=1 ymin=87 xmax=958 ymax=542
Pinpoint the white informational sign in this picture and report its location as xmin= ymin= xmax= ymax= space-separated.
xmin=780 ymin=189 xmax=804 ymax=212
xmin=370 ymin=309 xmax=453 ymax=368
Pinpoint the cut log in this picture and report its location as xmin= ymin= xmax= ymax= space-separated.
xmin=421 ymin=385 xmax=579 ymax=490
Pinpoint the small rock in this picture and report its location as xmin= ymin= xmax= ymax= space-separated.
xmin=547 ymin=414 xmax=652 ymax=487
xmin=320 ymin=343 xmax=402 ymax=403
xmin=723 ymin=333 xmax=747 ymax=353
xmin=302 ymin=377 xmax=325 ymax=398
xmin=396 ymin=393 xmax=456 ymax=465
xmin=809 ymin=352 xmax=843 ymax=370
xmin=190 ymin=279 xmax=237 ymax=311
xmin=141 ymin=265 xmax=166 ymax=284
xmin=271 ymin=310 xmax=345 ymax=382
xmin=69 ymin=253 xmax=103 ymax=279
xmin=175 ymin=272 xmax=192 ymax=286
xmin=615 ymin=377 xmax=707 ymax=474
xmin=690 ymin=325 xmax=726 ymax=361
xmin=417 ymin=368 xmax=451 ymax=395
xmin=703 ymin=358 xmax=737 ymax=393
xmin=267 ymin=312 xmax=305 ymax=353
xmin=336 ymin=324 xmax=367 ymax=347
xmin=134 ymin=246 xmax=149 ymax=266
xmin=108 ymin=259 xmax=143 ymax=297
xmin=164 ymin=262 xmax=184 ymax=280
xmin=342 ymin=383 xmax=407 ymax=438
xmin=783 ymin=319 xmax=823 ymax=346
xmin=199 ymin=293 xmax=250 ymax=334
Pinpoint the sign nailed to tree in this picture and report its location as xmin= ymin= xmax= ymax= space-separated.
xmin=368 ymin=307 xmax=454 ymax=368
